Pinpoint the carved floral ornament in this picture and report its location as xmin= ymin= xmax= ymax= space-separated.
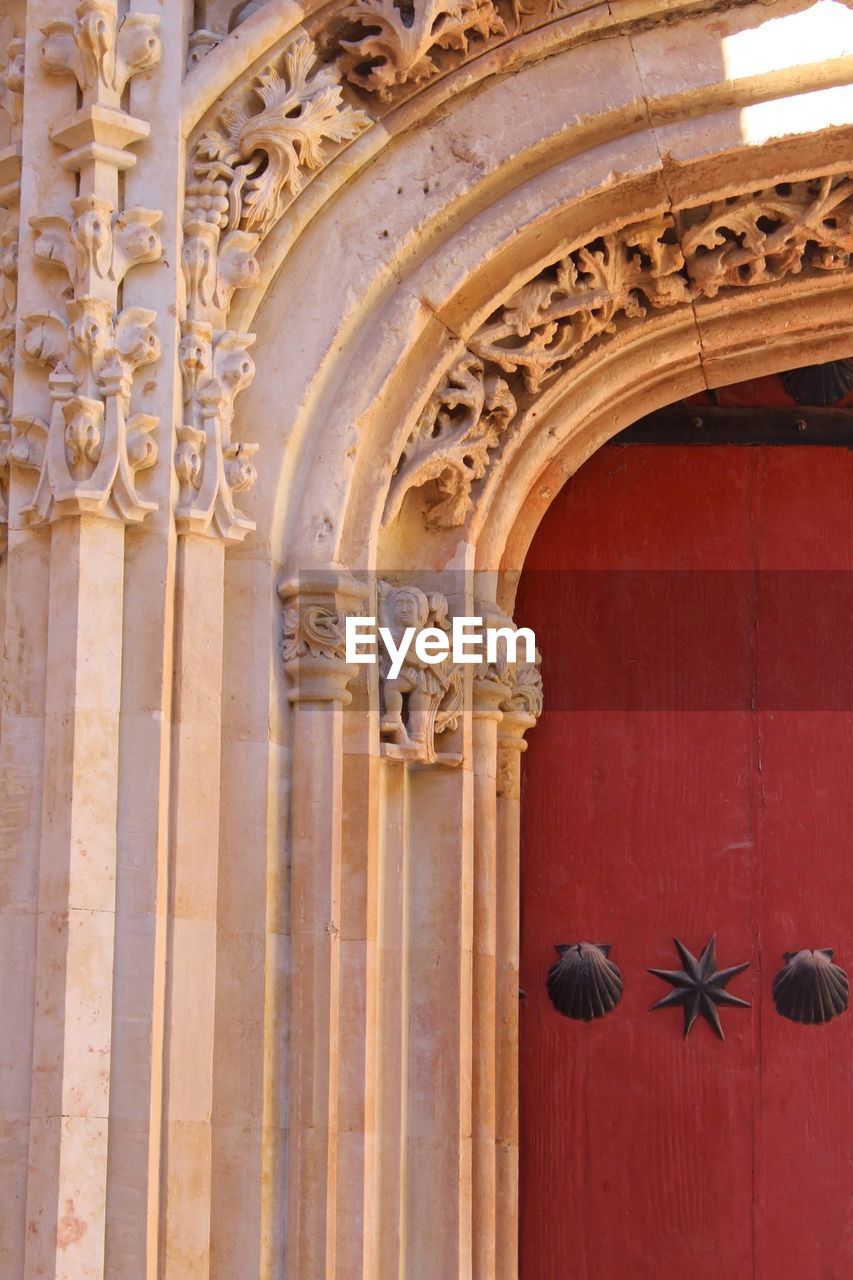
xmin=3 ymin=0 xmax=165 ymax=529
xmin=178 ymin=32 xmax=371 ymax=538
xmin=388 ymin=172 xmax=853 ymax=528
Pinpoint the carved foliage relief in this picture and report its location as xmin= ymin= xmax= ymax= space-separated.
xmin=390 ymin=173 xmax=853 ymax=527
xmin=13 ymin=0 xmax=164 ymax=526
xmin=335 ymin=0 xmax=506 ymax=100
xmin=180 ymin=32 xmax=369 ymax=538
xmin=188 ymin=33 xmax=369 ymax=245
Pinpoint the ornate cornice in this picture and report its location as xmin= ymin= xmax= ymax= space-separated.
xmin=387 ymin=173 xmax=853 ymax=528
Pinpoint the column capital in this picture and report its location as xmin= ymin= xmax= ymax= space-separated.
xmin=279 ymin=567 xmax=369 ymax=704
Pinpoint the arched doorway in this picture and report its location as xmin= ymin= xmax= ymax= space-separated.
xmin=517 ymin=420 xmax=853 ymax=1277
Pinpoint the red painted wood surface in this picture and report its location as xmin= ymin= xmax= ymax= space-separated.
xmin=517 ymin=446 xmax=853 ymax=1280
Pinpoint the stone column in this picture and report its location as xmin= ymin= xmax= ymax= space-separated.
xmin=494 ymin=663 xmax=542 ymax=1280
xmin=0 ymin=21 xmax=36 ymax=1278
xmin=471 ymin=665 xmax=510 ymax=1280
xmin=373 ymin=757 xmax=409 ymax=1278
xmin=13 ymin=5 xmax=165 ymax=1277
xmin=156 ymin=96 xmax=263 ymax=1277
xmin=279 ymin=568 xmax=369 ymax=1280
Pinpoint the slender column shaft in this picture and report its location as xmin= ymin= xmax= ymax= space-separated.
xmin=161 ymin=534 xmax=225 ymax=1278
xmin=287 ymin=696 xmax=346 ymax=1277
xmin=373 ymin=758 xmax=409 ymax=1278
xmin=336 ymin=691 xmax=380 ymax=1280
xmin=494 ymin=714 xmax=534 ymax=1280
xmin=25 ymin=515 xmax=125 ymax=1280
xmin=280 ymin=570 xmax=367 ymax=1280
xmin=405 ymin=764 xmax=474 ymax=1279
xmin=471 ymin=682 xmax=505 ymax=1278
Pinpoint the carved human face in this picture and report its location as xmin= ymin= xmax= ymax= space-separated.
xmin=393 ymin=589 xmax=426 ymax=628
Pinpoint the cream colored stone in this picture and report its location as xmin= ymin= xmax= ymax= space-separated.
xmin=5 ymin=0 xmax=853 ymax=1275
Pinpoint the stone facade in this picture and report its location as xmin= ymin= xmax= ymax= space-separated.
xmin=2 ymin=0 xmax=853 ymax=1275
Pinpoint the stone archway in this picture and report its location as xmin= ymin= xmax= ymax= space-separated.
xmin=3 ymin=1 xmax=853 ymax=1278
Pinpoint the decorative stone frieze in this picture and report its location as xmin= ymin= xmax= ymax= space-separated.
xmin=388 ymin=351 xmax=516 ymax=527
xmin=280 ymin=569 xmax=370 ymax=703
xmin=378 ymin=580 xmax=464 ymax=764
xmin=390 ymin=173 xmax=853 ymax=527
xmin=336 ymin=0 xmax=506 ymax=99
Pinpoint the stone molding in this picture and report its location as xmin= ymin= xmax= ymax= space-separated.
xmin=389 ymin=173 xmax=853 ymax=527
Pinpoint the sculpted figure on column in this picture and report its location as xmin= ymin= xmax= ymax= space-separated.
xmin=378 ymin=580 xmax=463 ymax=764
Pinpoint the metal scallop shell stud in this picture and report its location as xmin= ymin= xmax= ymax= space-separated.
xmin=546 ymin=942 xmax=623 ymax=1021
xmin=781 ymin=359 xmax=853 ymax=406
xmin=772 ymin=949 xmax=849 ymax=1025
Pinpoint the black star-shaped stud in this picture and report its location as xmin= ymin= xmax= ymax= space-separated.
xmin=649 ymin=935 xmax=751 ymax=1040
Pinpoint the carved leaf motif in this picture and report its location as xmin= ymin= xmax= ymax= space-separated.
xmin=387 ymin=351 xmax=516 ymax=527
xmin=282 ymin=603 xmax=348 ymax=662
xmin=388 ymin=174 xmax=853 ymax=528
xmin=192 ymin=34 xmax=369 ymax=240
xmin=40 ymin=1 xmax=161 ymax=99
xmin=501 ymin=659 xmax=543 ymax=719
xmin=338 ymin=0 xmax=506 ymax=98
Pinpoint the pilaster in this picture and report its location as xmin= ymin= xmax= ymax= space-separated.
xmin=15 ymin=4 xmax=165 ymax=1277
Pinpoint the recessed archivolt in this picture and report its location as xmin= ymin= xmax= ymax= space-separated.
xmin=189 ymin=0 xmax=853 ymax=578
xmin=388 ymin=172 xmax=853 ymax=530
xmin=183 ymin=0 xmax=851 ymax=330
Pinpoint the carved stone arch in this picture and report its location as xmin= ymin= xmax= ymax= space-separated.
xmin=205 ymin=5 xmax=853 ymax=1276
xmin=7 ymin=0 xmax=853 ymax=1278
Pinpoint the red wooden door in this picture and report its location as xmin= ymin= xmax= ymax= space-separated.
xmin=517 ymin=446 xmax=853 ymax=1280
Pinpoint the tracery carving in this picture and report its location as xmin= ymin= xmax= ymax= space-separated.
xmin=336 ymin=0 xmax=506 ymax=99
xmin=386 ymin=352 xmax=516 ymax=527
xmin=390 ymin=173 xmax=853 ymax=527
xmin=378 ymin=582 xmax=463 ymax=764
